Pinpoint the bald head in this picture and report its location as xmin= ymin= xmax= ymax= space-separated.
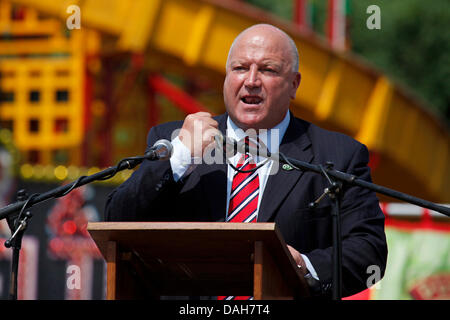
xmin=226 ymin=24 xmax=299 ymax=72
xmin=223 ymin=23 xmax=302 ymax=130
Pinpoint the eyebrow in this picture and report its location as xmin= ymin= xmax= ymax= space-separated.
xmin=230 ymin=59 xmax=283 ymax=68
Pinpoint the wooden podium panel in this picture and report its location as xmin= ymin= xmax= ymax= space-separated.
xmin=88 ymin=222 xmax=309 ymax=300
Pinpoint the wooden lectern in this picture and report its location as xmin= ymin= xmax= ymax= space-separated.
xmin=88 ymin=222 xmax=309 ymax=300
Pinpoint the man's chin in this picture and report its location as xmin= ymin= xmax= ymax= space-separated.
xmin=234 ymin=115 xmax=267 ymax=130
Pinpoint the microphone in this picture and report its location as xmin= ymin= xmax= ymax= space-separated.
xmin=215 ymin=133 xmax=275 ymax=160
xmin=214 ymin=134 xmax=238 ymax=157
xmin=235 ymin=137 xmax=272 ymax=159
xmin=145 ymin=139 xmax=173 ymax=161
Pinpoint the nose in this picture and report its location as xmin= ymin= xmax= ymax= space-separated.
xmin=244 ymin=64 xmax=261 ymax=88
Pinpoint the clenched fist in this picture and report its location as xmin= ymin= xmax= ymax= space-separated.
xmin=178 ymin=112 xmax=220 ymax=158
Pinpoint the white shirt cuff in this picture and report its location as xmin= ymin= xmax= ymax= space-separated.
xmin=301 ymin=254 xmax=319 ymax=280
xmin=170 ymin=136 xmax=198 ymax=181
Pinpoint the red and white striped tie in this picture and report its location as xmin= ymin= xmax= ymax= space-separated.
xmin=218 ymin=137 xmax=259 ymax=300
xmin=227 ymin=136 xmax=259 ymax=223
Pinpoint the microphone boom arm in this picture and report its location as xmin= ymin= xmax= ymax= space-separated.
xmin=0 ymin=141 xmax=172 ymax=221
xmin=276 ymin=152 xmax=450 ymax=216
xmin=238 ymin=141 xmax=450 ymax=216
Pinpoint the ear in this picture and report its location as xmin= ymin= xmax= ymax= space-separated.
xmin=290 ymin=72 xmax=301 ymax=99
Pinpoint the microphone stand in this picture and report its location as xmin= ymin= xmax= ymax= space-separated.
xmin=307 ymin=161 xmax=343 ymax=300
xmin=275 ymin=152 xmax=450 ymax=300
xmin=0 ymin=150 xmax=164 ymax=300
xmin=235 ymin=141 xmax=450 ymax=300
xmin=5 ymin=189 xmax=32 ymax=300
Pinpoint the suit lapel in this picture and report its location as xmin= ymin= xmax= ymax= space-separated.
xmin=257 ymin=117 xmax=314 ymax=222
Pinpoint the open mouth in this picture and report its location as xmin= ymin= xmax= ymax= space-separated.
xmin=241 ymin=96 xmax=263 ymax=105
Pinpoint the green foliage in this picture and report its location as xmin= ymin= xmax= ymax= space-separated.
xmin=246 ymin=0 xmax=294 ymax=20
xmin=349 ymin=0 xmax=450 ymax=121
xmin=245 ymin=0 xmax=450 ymax=121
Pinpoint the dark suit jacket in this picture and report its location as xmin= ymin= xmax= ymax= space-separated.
xmin=105 ymin=112 xmax=388 ymax=297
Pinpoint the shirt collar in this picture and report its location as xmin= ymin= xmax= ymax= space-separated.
xmin=226 ymin=111 xmax=290 ymax=154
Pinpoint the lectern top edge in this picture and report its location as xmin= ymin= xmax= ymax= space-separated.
xmin=87 ymin=221 xmax=277 ymax=232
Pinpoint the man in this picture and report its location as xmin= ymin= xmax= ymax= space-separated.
xmin=105 ymin=24 xmax=387 ymax=297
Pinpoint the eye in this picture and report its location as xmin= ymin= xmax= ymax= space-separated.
xmin=262 ymin=68 xmax=277 ymax=73
xmin=232 ymin=66 xmax=247 ymax=71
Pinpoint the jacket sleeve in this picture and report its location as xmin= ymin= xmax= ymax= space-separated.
xmin=304 ymin=143 xmax=388 ymax=297
xmin=104 ymin=124 xmax=185 ymax=222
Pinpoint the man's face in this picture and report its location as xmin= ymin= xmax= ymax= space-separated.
xmin=223 ymin=27 xmax=301 ymax=130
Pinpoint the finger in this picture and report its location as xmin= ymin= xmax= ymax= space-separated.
xmin=187 ymin=114 xmax=216 ymax=126
xmin=203 ymin=127 xmax=220 ymax=141
xmin=198 ymin=115 xmax=217 ymax=127
xmin=192 ymin=111 xmax=212 ymax=118
xmin=204 ymin=120 xmax=220 ymax=131
xmin=184 ymin=112 xmax=211 ymax=125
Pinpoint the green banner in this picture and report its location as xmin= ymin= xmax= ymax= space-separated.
xmin=372 ymin=227 xmax=450 ymax=300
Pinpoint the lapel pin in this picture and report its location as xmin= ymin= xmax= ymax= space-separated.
xmin=282 ymin=163 xmax=293 ymax=171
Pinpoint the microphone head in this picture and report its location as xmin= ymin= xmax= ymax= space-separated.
xmin=215 ymin=134 xmax=239 ymax=158
xmin=153 ymin=139 xmax=173 ymax=160
xmin=214 ymin=134 xmax=224 ymax=151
